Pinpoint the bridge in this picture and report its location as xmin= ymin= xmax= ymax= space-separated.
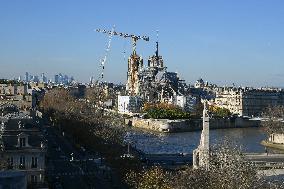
xmin=141 ymin=153 xmax=192 ymax=166
xmin=137 ymin=152 xmax=284 ymax=174
xmin=244 ymin=153 xmax=284 ymax=166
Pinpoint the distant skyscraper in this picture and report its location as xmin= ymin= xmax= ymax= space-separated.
xmin=58 ymin=73 xmax=63 ymax=84
xmin=33 ymin=75 xmax=39 ymax=83
xmin=40 ymin=73 xmax=47 ymax=83
xmin=40 ymin=73 xmax=44 ymax=83
xmin=25 ymin=72 xmax=29 ymax=82
xmin=90 ymin=76 xmax=94 ymax=84
xmin=70 ymin=76 xmax=74 ymax=83
xmin=43 ymin=75 xmax=47 ymax=83
xmin=63 ymin=75 xmax=68 ymax=85
xmin=54 ymin=75 xmax=59 ymax=84
xmin=54 ymin=73 xmax=73 ymax=85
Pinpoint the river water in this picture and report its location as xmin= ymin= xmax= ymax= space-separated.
xmin=131 ymin=127 xmax=267 ymax=154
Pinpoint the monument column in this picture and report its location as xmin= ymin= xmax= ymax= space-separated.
xmin=193 ymin=100 xmax=210 ymax=169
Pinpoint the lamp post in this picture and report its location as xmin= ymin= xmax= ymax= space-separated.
xmin=70 ymin=153 xmax=74 ymax=161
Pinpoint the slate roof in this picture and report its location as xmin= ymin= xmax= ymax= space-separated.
xmin=0 ymin=112 xmax=45 ymax=151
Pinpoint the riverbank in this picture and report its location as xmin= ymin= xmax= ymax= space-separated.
xmin=261 ymin=140 xmax=284 ymax=151
xmin=127 ymin=116 xmax=260 ymax=133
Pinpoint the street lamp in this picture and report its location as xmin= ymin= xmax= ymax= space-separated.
xmin=121 ymin=132 xmax=135 ymax=158
xmin=70 ymin=153 xmax=74 ymax=161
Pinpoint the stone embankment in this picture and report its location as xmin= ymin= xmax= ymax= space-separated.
xmin=261 ymin=133 xmax=284 ymax=151
xmin=261 ymin=140 xmax=284 ymax=151
xmin=126 ymin=117 xmax=260 ymax=133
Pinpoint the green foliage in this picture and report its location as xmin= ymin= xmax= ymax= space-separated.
xmin=143 ymin=103 xmax=190 ymax=119
xmin=146 ymin=108 xmax=190 ymax=119
xmin=192 ymin=101 xmax=204 ymax=117
xmin=209 ymin=105 xmax=231 ymax=117
xmin=126 ymin=166 xmax=172 ymax=189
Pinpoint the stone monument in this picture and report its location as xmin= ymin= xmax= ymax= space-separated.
xmin=193 ymin=100 xmax=210 ymax=169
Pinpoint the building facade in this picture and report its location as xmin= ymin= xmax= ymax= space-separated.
xmin=117 ymin=95 xmax=143 ymax=113
xmin=0 ymin=111 xmax=46 ymax=187
xmin=215 ymin=87 xmax=284 ymax=117
xmin=175 ymin=95 xmax=197 ymax=112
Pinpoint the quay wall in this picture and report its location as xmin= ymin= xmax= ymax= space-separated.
xmin=128 ymin=117 xmax=260 ymax=133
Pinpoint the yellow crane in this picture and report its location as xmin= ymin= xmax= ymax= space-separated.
xmin=96 ymin=28 xmax=149 ymax=55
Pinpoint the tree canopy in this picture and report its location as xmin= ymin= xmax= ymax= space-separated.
xmin=209 ymin=105 xmax=231 ymax=117
xmin=261 ymin=105 xmax=284 ymax=134
xmin=126 ymin=140 xmax=283 ymax=189
xmin=40 ymin=88 xmax=144 ymax=185
xmin=143 ymin=103 xmax=191 ymax=119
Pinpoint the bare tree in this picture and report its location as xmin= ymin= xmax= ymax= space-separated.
xmin=126 ymin=140 xmax=284 ymax=189
xmin=0 ymin=152 xmax=8 ymax=170
xmin=126 ymin=166 xmax=172 ymax=189
xmin=261 ymin=105 xmax=284 ymax=134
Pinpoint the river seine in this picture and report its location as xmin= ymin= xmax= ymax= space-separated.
xmin=131 ymin=127 xmax=267 ymax=154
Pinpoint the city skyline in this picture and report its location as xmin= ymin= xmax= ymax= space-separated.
xmin=0 ymin=0 xmax=284 ymax=87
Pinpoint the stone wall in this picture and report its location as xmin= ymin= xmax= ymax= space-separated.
xmin=129 ymin=117 xmax=260 ymax=133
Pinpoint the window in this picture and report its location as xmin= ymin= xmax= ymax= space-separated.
xmin=19 ymin=156 xmax=25 ymax=169
xmin=20 ymin=138 xmax=26 ymax=147
xmin=31 ymin=157 xmax=38 ymax=168
xmin=31 ymin=175 xmax=37 ymax=183
xmin=7 ymin=157 xmax=13 ymax=169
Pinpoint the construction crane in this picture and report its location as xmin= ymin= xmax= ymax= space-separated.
xmin=96 ymin=28 xmax=149 ymax=55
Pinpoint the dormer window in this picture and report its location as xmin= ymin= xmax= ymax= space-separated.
xmin=20 ymin=137 xmax=26 ymax=147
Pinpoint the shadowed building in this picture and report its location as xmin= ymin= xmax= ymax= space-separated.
xmin=0 ymin=171 xmax=27 ymax=189
xmin=0 ymin=112 xmax=46 ymax=188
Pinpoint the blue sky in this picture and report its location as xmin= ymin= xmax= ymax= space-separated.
xmin=0 ymin=0 xmax=284 ymax=87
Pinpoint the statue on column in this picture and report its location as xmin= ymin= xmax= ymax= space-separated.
xmin=193 ymin=100 xmax=210 ymax=169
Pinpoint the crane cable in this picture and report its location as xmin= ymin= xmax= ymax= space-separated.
xmin=123 ymin=38 xmax=127 ymax=62
xmin=96 ymin=25 xmax=115 ymax=119
xmin=100 ymin=25 xmax=115 ymax=81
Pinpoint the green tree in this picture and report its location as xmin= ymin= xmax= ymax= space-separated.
xmin=209 ymin=105 xmax=231 ymax=117
xmin=143 ymin=103 xmax=190 ymax=119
